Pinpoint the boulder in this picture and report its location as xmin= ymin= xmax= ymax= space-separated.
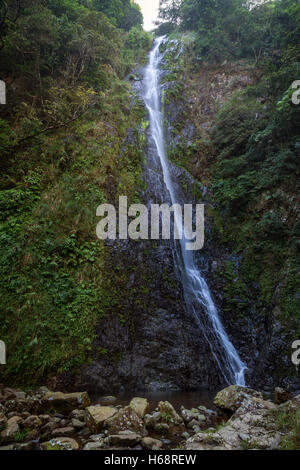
xmin=38 ymin=415 xmax=51 ymax=425
xmin=71 ymin=418 xmax=85 ymax=430
xmin=108 ymin=431 xmax=141 ymax=447
xmin=43 ymin=391 xmax=90 ymax=412
xmin=198 ymin=414 xmax=206 ymax=423
xmin=180 ymin=408 xmax=199 ymax=424
xmin=89 ymin=433 xmax=105 ymax=441
xmin=185 ymin=396 xmax=279 ymax=451
xmin=180 ymin=407 xmax=207 ymax=427
xmin=141 ymin=437 xmax=162 ymax=450
xmin=4 ymin=398 xmax=40 ymax=414
xmin=129 ymin=398 xmax=150 ymax=419
xmin=158 ymin=401 xmax=183 ymax=425
xmin=83 ymin=441 xmax=105 ymax=450
xmin=274 ymin=387 xmax=291 ymax=405
xmin=144 ymin=411 xmax=161 ymax=429
xmin=70 ymin=409 xmax=86 ymax=421
xmin=40 ymin=420 xmax=57 ymax=435
xmin=78 ymin=427 xmax=91 ymax=438
xmin=85 ymin=406 xmax=118 ymax=433
xmin=1 ymin=416 xmax=22 ymax=441
xmin=214 ymin=385 xmax=263 ymax=413
xmin=105 ymin=406 xmax=147 ymax=436
xmin=41 ymin=437 xmax=79 ymax=451
xmin=22 ymin=415 xmax=42 ymax=429
xmin=187 ymin=419 xmax=200 ymax=429
xmin=52 ymin=427 xmax=75 ymax=438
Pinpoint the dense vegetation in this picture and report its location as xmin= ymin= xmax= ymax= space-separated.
xmin=0 ymin=0 xmax=151 ymax=385
xmin=159 ymin=0 xmax=300 ymax=63
xmin=158 ymin=1 xmax=300 ymax=333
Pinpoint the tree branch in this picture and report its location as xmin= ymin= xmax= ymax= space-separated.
xmin=15 ymin=101 xmax=96 ymax=147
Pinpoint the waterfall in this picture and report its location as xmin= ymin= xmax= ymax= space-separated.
xmin=142 ymin=36 xmax=247 ymax=387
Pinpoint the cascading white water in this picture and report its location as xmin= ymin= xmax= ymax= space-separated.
xmin=143 ymin=36 xmax=247 ymax=386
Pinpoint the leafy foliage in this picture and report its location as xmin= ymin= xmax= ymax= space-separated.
xmin=158 ymin=0 xmax=300 ymax=64
xmin=93 ymin=0 xmax=143 ymax=31
xmin=0 ymin=0 xmax=151 ymax=385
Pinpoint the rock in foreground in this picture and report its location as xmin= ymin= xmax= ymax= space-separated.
xmin=108 ymin=431 xmax=141 ymax=447
xmin=41 ymin=438 xmax=79 ymax=451
xmin=214 ymin=385 xmax=263 ymax=413
xmin=186 ymin=392 xmax=300 ymax=450
xmin=85 ymin=406 xmax=118 ymax=433
xmin=129 ymin=398 xmax=150 ymax=419
xmin=0 ymin=384 xmax=299 ymax=451
xmin=43 ymin=392 xmax=90 ymax=413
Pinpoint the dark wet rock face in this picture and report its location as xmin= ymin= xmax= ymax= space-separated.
xmin=77 ymin=237 xmax=226 ymax=393
xmin=62 ymin=38 xmax=300 ymax=396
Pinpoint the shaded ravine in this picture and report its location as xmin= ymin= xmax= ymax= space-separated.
xmin=142 ymin=36 xmax=247 ymax=387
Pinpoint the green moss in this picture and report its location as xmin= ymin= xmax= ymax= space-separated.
xmin=160 ymin=411 xmax=173 ymax=423
xmin=216 ymin=261 xmax=250 ymax=317
xmin=154 ymin=423 xmax=169 ymax=434
xmin=13 ymin=428 xmax=30 ymax=443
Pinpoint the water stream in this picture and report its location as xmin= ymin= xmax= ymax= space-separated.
xmin=142 ymin=36 xmax=247 ymax=387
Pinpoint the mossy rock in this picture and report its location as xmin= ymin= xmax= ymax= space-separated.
xmin=214 ymin=385 xmax=263 ymax=413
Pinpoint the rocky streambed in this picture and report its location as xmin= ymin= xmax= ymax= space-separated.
xmin=0 ymin=384 xmax=299 ymax=450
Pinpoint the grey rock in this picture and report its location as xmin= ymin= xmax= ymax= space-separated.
xmin=70 ymin=409 xmax=86 ymax=421
xmin=89 ymin=433 xmax=105 ymax=441
xmin=108 ymin=432 xmax=141 ymax=447
xmin=71 ymin=418 xmax=85 ymax=429
xmin=141 ymin=437 xmax=162 ymax=450
xmin=185 ymin=396 xmax=281 ymax=450
xmin=51 ymin=427 xmax=75 ymax=438
xmin=83 ymin=441 xmax=105 ymax=450
xmin=214 ymin=385 xmax=263 ymax=413
xmin=187 ymin=419 xmax=199 ymax=429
